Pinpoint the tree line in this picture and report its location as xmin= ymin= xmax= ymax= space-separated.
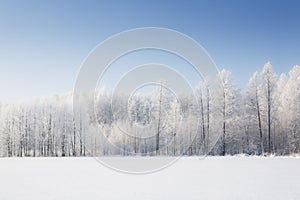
xmin=0 ymin=62 xmax=299 ymax=157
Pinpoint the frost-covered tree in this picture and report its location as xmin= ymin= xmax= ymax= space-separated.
xmin=214 ymin=70 xmax=242 ymax=155
xmin=284 ymin=66 xmax=300 ymax=153
xmin=0 ymin=64 xmax=300 ymax=157
xmin=274 ymin=73 xmax=288 ymax=154
xmin=261 ymin=62 xmax=277 ymax=153
xmin=244 ymin=72 xmax=264 ymax=154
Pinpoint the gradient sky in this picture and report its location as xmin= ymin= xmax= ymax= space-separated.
xmin=0 ymin=0 xmax=299 ymax=102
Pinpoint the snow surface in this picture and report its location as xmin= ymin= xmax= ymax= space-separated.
xmin=0 ymin=157 xmax=299 ymax=200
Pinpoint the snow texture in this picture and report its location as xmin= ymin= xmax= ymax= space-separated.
xmin=0 ymin=156 xmax=299 ymax=200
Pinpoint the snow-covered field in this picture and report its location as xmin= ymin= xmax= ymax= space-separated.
xmin=0 ymin=157 xmax=299 ymax=200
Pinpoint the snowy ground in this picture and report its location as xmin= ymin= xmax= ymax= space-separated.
xmin=0 ymin=157 xmax=299 ymax=200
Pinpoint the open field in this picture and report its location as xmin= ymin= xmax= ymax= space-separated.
xmin=0 ymin=157 xmax=299 ymax=200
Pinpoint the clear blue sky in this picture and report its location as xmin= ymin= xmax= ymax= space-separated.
xmin=0 ymin=0 xmax=299 ymax=102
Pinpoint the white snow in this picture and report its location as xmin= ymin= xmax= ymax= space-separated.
xmin=0 ymin=157 xmax=299 ymax=200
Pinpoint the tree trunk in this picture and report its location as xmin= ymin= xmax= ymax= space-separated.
xmin=222 ymin=90 xmax=226 ymax=156
xmin=267 ymin=80 xmax=271 ymax=153
xmin=256 ymin=89 xmax=264 ymax=155
xmin=199 ymin=88 xmax=205 ymax=154
xmin=206 ymin=87 xmax=210 ymax=154
xmin=156 ymin=84 xmax=163 ymax=154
